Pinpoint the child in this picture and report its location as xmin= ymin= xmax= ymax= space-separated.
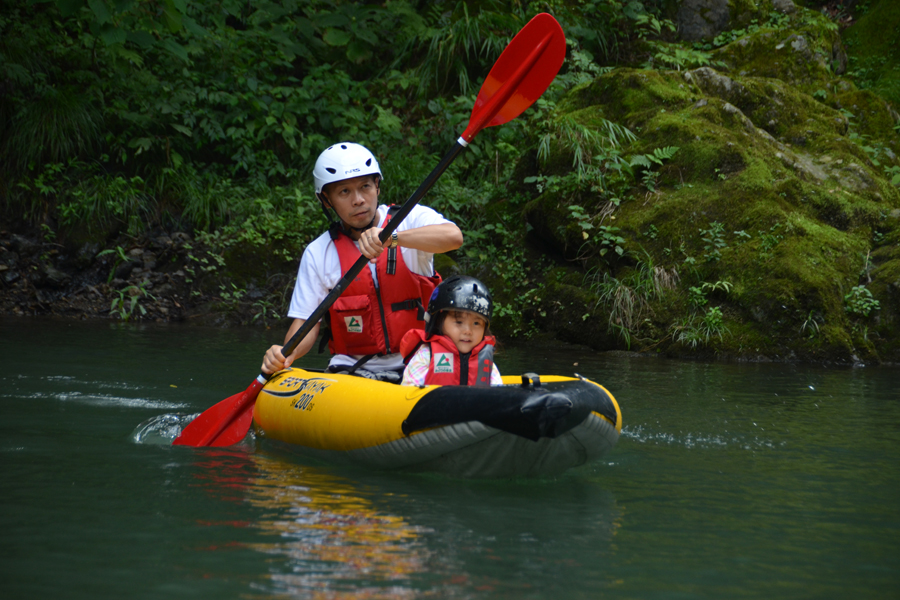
xmin=399 ymin=275 xmax=502 ymax=386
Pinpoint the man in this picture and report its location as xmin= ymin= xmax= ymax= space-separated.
xmin=261 ymin=142 xmax=463 ymax=381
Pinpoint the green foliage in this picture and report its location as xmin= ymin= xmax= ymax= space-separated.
xmin=688 ymin=280 xmax=732 ymax=311
xmin=633 ymin=11 xmax=675 ymax=40
xmin=110 ymin=283 xmax=155 ymax=321
xmin=699 ymin=221 xmax=728 ymax=262
xmin=594 ymin=226 xmax=627 ymax=258
xmin=844 ymin=285 xmax=881 ymax=317
xmin=627 ymin=146 xmax=678 ymax=192
xmin=842 ymin=0 xmax=900 ymax=107
xmin=701 ymin=12 xmax=794 ymax=50
xmin=536 ymin=114 xmax=637 ymax=183
xmin=670 ymin=306 xmax=729 ymax=349
xmin=800 ymin=311 xmax=821 ymax=338
xmin=403 ymin=1 xmax=521 ymax=97
xmin=758 ymin=222 xmax=784 ymax=260
xmin=584 ymin=251 xmax=679 ymax=347
xmin=671 ymin=278 xmax=732 ymax=348
xmin=2 ymin=0 xmax=659 ymax=240
xmin=645 ymin=43 xmax=723 ymax=71
xmin=97 ymin=245 xmax=130 ymax=284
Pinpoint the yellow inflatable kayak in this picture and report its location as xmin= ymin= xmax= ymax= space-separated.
xmin=253 ymin=368 xmax=621 ymax=478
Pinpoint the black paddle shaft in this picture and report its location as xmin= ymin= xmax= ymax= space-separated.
xmin=274 ymin=140 xmax=468 ymax=366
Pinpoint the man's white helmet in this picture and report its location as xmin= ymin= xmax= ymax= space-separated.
xmin=313 ymin=142 xmax=383 ymax=195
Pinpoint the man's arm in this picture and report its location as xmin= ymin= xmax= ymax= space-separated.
xmin=395 ymin=223 xmax=463 ymax=253
xmin=358 ymin=223 xmax=463 ymax=258
xmin=261 ymin=318 xmax=321 ymax=375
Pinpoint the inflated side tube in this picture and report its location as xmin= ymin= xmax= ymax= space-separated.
xmin=401 ymin=378 xmax=618 ymax=441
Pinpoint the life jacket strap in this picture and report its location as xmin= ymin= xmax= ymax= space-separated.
xmin=475 ymin=344 xmax=494 ymax=387
xmin=390 ymin=298 xmax=426 ymax=320
xmin=346 ymin=353 xmax=376 ymax=375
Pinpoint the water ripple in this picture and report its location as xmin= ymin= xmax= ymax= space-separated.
xmin=0 ymin=390 xmax=188 ymax=410
xmin=622 ymin=425 xmax=783 ymax=450
xmin=131 ymin=413 xmax=198 ymax=444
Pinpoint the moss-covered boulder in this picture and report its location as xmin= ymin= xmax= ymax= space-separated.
xmin=711 ymin=7 xmax=847 ymax=93
xmin=520 ymin=7 xmax=900 ymax=364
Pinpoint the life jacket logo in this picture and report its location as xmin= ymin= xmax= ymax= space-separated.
xmin=344 ymin=316 xmax=362 ymax=333
xmin=434 ymin=353 xmax=454 ymax=373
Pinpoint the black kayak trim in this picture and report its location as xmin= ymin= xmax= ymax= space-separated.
xmin=401 ymin=378 xmax=617 ymax=442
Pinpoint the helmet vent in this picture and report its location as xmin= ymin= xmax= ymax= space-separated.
xmin=325 ymin=167 xmax=336 ymax=174
xmin=340 ymin=144 xmax=348 ymax=149
xmin=365 ymin=159 xmax=372 ymax=166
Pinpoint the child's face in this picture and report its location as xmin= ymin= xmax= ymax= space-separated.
xmin=441 ymin=310 xmax=486 ymax=354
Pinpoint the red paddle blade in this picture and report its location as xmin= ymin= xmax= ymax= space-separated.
xmin=461 ymin=13 xmax=566 ymax=142
xmin=172 ymin=376 xmax=265 ymax=447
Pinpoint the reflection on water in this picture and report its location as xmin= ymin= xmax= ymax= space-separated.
xmin=246 ymin=454 xmax=432 ymax=598
xmin=177 ymin=447 xmax=626 ymax=599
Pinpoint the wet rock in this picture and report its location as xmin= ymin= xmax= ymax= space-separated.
xmin=75 ymin=242 xmax=100 ymax=268
xmin=154 ymin=283 xmax=174 ymax=296
xmin=141 ymin=251 xmax=158 ymax=270
xmin=772 ymin=0 xmax=797 ymax=14
xmin=685 ymin=67 xmax=751 ymax=106
xmin=2 ymin=268 xmax=19 ymax=284
xmin=0 ymin=248 xmax=18 ymax=268
xmin=676 ymin=0 xmax=730 ymax=42
xmin=36 ymin=263 xmax=71 ymax=289
xmin=10 ymin=234 xmax=40 ymax=257
xmin=151 ymin=235 xmax=173 ymax=250
xmin=115 ymin=260 xmax=137 ymax=280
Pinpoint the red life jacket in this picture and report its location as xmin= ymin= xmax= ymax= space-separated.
xmin=327 ymin=208 xmax=441 ymax=356
xmin=399 ymin=329 xmax=496 ymax=386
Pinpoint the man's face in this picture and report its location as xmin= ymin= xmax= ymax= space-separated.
xmin=321 ymin=175 xmax=380 ymax=234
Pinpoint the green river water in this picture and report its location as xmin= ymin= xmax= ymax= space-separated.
xmin=1 ymin=317 xmax=898 ymax=599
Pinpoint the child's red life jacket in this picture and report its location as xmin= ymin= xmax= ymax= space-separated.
xmin=400 ymin=329 xmax=495 ymax=386
xmin=327 ymin=208 xmax=441 ymax=356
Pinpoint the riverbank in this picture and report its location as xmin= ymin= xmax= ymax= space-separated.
xmin=0 ymin=229 xmax=287 ymax=327
xmin=4 ymin=226 xmax=896 ymax=368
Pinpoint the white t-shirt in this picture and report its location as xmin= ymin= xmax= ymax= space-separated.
xmin=288 ymin=204 xmax=453 ymax=370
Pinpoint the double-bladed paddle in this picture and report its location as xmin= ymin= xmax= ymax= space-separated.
xmin=173 ymin=12 xmax=566 ymax=447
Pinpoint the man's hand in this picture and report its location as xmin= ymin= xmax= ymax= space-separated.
xmin=359 ymin=226 xmax=387 ymax=262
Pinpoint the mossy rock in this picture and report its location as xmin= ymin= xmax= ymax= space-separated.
xmin=831 ymin=89 xmax=900 ymax=147
xmin=521 ymin=40 xmax=900 ymax=362
xmin=712 ymin=8 xmax=845 ymax=94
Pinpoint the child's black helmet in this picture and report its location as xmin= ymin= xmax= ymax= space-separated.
xmin=425 ymin=275 xmax=493 ymax=337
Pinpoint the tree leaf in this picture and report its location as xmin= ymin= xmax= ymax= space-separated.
xmin=171 ymin=124 xmax=192 ymax=136
xmin=126 ymin=30 xmax=155 ymax=49
xmin=182 ymin=15 xmax=208 ymax=38
xmin=163 ymin=0 xmax=183 ymax=33
xmin=162 ymin=39 xmax=189 ymax=61
xmin=323 ymin=28 xmax=351 ymax=47
xmin=346 ymin=40 xmax=371 ymax=63
xmin=55 ymin=0 xmax=84 ymax=18
xmin=100 ymin=24 xmax=126 ymax=46
xmin=87 ymin=0 xmax=111 ymax=24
